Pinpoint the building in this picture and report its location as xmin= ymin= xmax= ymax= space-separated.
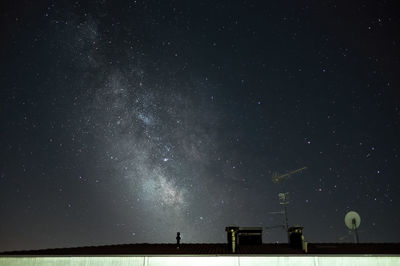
xmin=1 ymin=227 xmax=399 ymax=265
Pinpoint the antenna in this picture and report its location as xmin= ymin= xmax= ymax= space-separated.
xmin=272 ymin=167 xmax=307 ymax=183
xmin=344 ymin=211 xmax=361 ymax=243
xmin=279 ymin=192 xmax=290 ymax=241
xmin=264 ymin=193 xmax=290 ymax=242
xmin=267 ymin=166 xmax=307 ymax=242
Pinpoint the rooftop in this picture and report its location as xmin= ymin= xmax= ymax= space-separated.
xmin=1 ymin=243 xmax=400 ymax=256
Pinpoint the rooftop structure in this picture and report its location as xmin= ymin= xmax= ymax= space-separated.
xmin=1 ymin=226 xmax=399 ymax=266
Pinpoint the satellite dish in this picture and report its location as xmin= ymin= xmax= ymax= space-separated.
xmin=345 ymin=211 xmax=361 ymax=229
xmin=344 ymin=211 xmax=361 ymax=243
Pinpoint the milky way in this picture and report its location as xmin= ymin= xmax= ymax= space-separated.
xmin=64 ymin=14 xmax=230 ymax=242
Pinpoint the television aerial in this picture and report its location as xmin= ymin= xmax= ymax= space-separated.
xmin=344 ymin=211 xmax=361 ymax=243
xmin=272 ymin=167 xmax=307 ymax=184
xmin=265 ymin=193 xmax=290 ymax=242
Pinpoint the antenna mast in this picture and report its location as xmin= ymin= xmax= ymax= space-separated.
xmin=267 ymin=166 xmax=307 ymax=242
xmin=279 ymin=192 xmax=290 ymax=241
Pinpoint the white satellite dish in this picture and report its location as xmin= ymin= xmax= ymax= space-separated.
xmin=345 ymin=211 xmax=361 ymax=229
xmin=344 ymin=211 xmax=361 ymax=243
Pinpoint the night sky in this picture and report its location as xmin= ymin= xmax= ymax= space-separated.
xmin=1 ymin=0 xmax=400 ymax=252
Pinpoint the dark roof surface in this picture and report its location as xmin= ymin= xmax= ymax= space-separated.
xmin=1 ymin=243 xmax=400 ymax=256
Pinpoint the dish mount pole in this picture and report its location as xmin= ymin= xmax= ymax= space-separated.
xmin=352 ymin=218 xmax=359 ymax=244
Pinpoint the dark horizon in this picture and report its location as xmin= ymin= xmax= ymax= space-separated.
xmin=1 ymin=0 xmax=399 ymax=252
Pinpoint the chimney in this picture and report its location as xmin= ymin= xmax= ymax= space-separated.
xmin=225 ymin=226 xmax=263 ymax=253
xmin=225 ymin=226 xmax=239 ymax=253
xmin=288 ymin=226 xmax=307 ymax=252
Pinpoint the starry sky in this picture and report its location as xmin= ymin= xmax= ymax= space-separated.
xmin=1 ymin=0 xmax=400 ymax=252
